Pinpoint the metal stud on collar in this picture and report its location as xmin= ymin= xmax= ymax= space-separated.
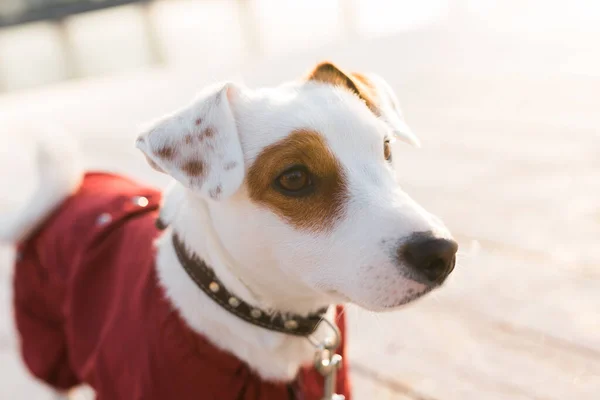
xmin=228 ymin=297 xmax=240 ymax=307
xmin=284 ymin=319 xmax=299 ymax=330
xmin=209 ymin=282 xmax=220 ymax=292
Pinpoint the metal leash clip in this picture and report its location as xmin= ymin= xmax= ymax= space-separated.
xmin=308 ymin=317 xmax=345 ymax=400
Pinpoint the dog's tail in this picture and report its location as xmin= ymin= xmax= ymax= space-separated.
xmin=0 ymin=124 xmax=84 ymax=243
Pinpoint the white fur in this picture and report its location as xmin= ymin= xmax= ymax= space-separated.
xmin=0 ymin=125 xmax=83 ymax=243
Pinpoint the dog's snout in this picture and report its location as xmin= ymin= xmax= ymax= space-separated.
xmin=402 ymin=236 xmax=458 ymax=283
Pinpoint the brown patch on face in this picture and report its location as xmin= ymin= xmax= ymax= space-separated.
xmin=195 ymin=118 xmax=202 ymax=126
xmin=184 ymin=134 xmax=194 ymax=145
xmin=307 ymin=62 xmax=382 ymax=117
xmin=157 ymin=146 xmax=176 ymax=160
xmin=182 ymin=160 xmax=205 ymax=177
xmin=246 ymin=130 xmax=348 ymax=233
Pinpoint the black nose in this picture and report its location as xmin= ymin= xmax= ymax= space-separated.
xmin=401 ymin=236 xmax=458 ymax=283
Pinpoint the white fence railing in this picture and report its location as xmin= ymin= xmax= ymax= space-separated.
xmin=1 ymin=0 xmax=598 ymax=93
xmin=0 ymin=0 xmax=455 ymax=93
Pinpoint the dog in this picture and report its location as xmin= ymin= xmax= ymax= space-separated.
xmin=0 ymin=62 xmax=457 ymax=399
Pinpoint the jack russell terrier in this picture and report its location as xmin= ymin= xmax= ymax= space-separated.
xmin=1 ymin=62 xmax=457 ymax=399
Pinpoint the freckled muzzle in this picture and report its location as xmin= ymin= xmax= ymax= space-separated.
xmin=399 ymin=233 xmax=458 ymax=284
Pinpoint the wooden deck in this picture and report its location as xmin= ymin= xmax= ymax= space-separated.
xmin=0 ymin=24 xmax=598 ymax=399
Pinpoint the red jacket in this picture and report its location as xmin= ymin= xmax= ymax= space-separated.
xmin=14 ymin=172 xmax=351 ymax=400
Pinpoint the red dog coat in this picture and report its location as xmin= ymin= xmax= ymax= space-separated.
xmin=14 ymin=172 xmax=351 ymax=399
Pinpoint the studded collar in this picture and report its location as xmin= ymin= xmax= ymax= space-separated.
xmin=170 ymin=231 xmax=329 ymax=336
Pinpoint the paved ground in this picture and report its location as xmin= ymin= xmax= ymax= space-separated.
xmin=0 ymin=24 xmax=599 ymax=399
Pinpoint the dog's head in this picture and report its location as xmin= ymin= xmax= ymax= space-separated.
xmin=136 ymin=62 xmax=457 ymax=312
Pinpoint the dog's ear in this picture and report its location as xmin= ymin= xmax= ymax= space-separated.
xmin=308 ymin=62 xmax=420 ymax=147
xmin=351 ymin=72 xmax=420 ymax=147
xmin=136 ymin=82 xmax=244 ymax=200
xmin=307 ymin=62 xmax=363 ymax=97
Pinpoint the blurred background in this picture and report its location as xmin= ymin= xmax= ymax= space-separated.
xmin=0 ymin=0 xmax=599 ymax=399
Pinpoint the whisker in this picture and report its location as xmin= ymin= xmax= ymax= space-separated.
xmin=366 ymin=309 xmax=384 ymax=331
xmin=429 ymin=290 xmax=442 ymax=303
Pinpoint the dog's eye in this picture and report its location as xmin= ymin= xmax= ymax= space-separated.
xmin=275 ymin=167 xmax=312 ymax=195
xmin=384 ymin=140 xmax=392 ymax=162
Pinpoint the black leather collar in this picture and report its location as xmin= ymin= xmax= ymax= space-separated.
xmin=171 ymin=232 xmax=328 ymax=336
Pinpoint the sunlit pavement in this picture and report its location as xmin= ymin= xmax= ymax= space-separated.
xmin=1 ymin=11 xmax=599 ymax=399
